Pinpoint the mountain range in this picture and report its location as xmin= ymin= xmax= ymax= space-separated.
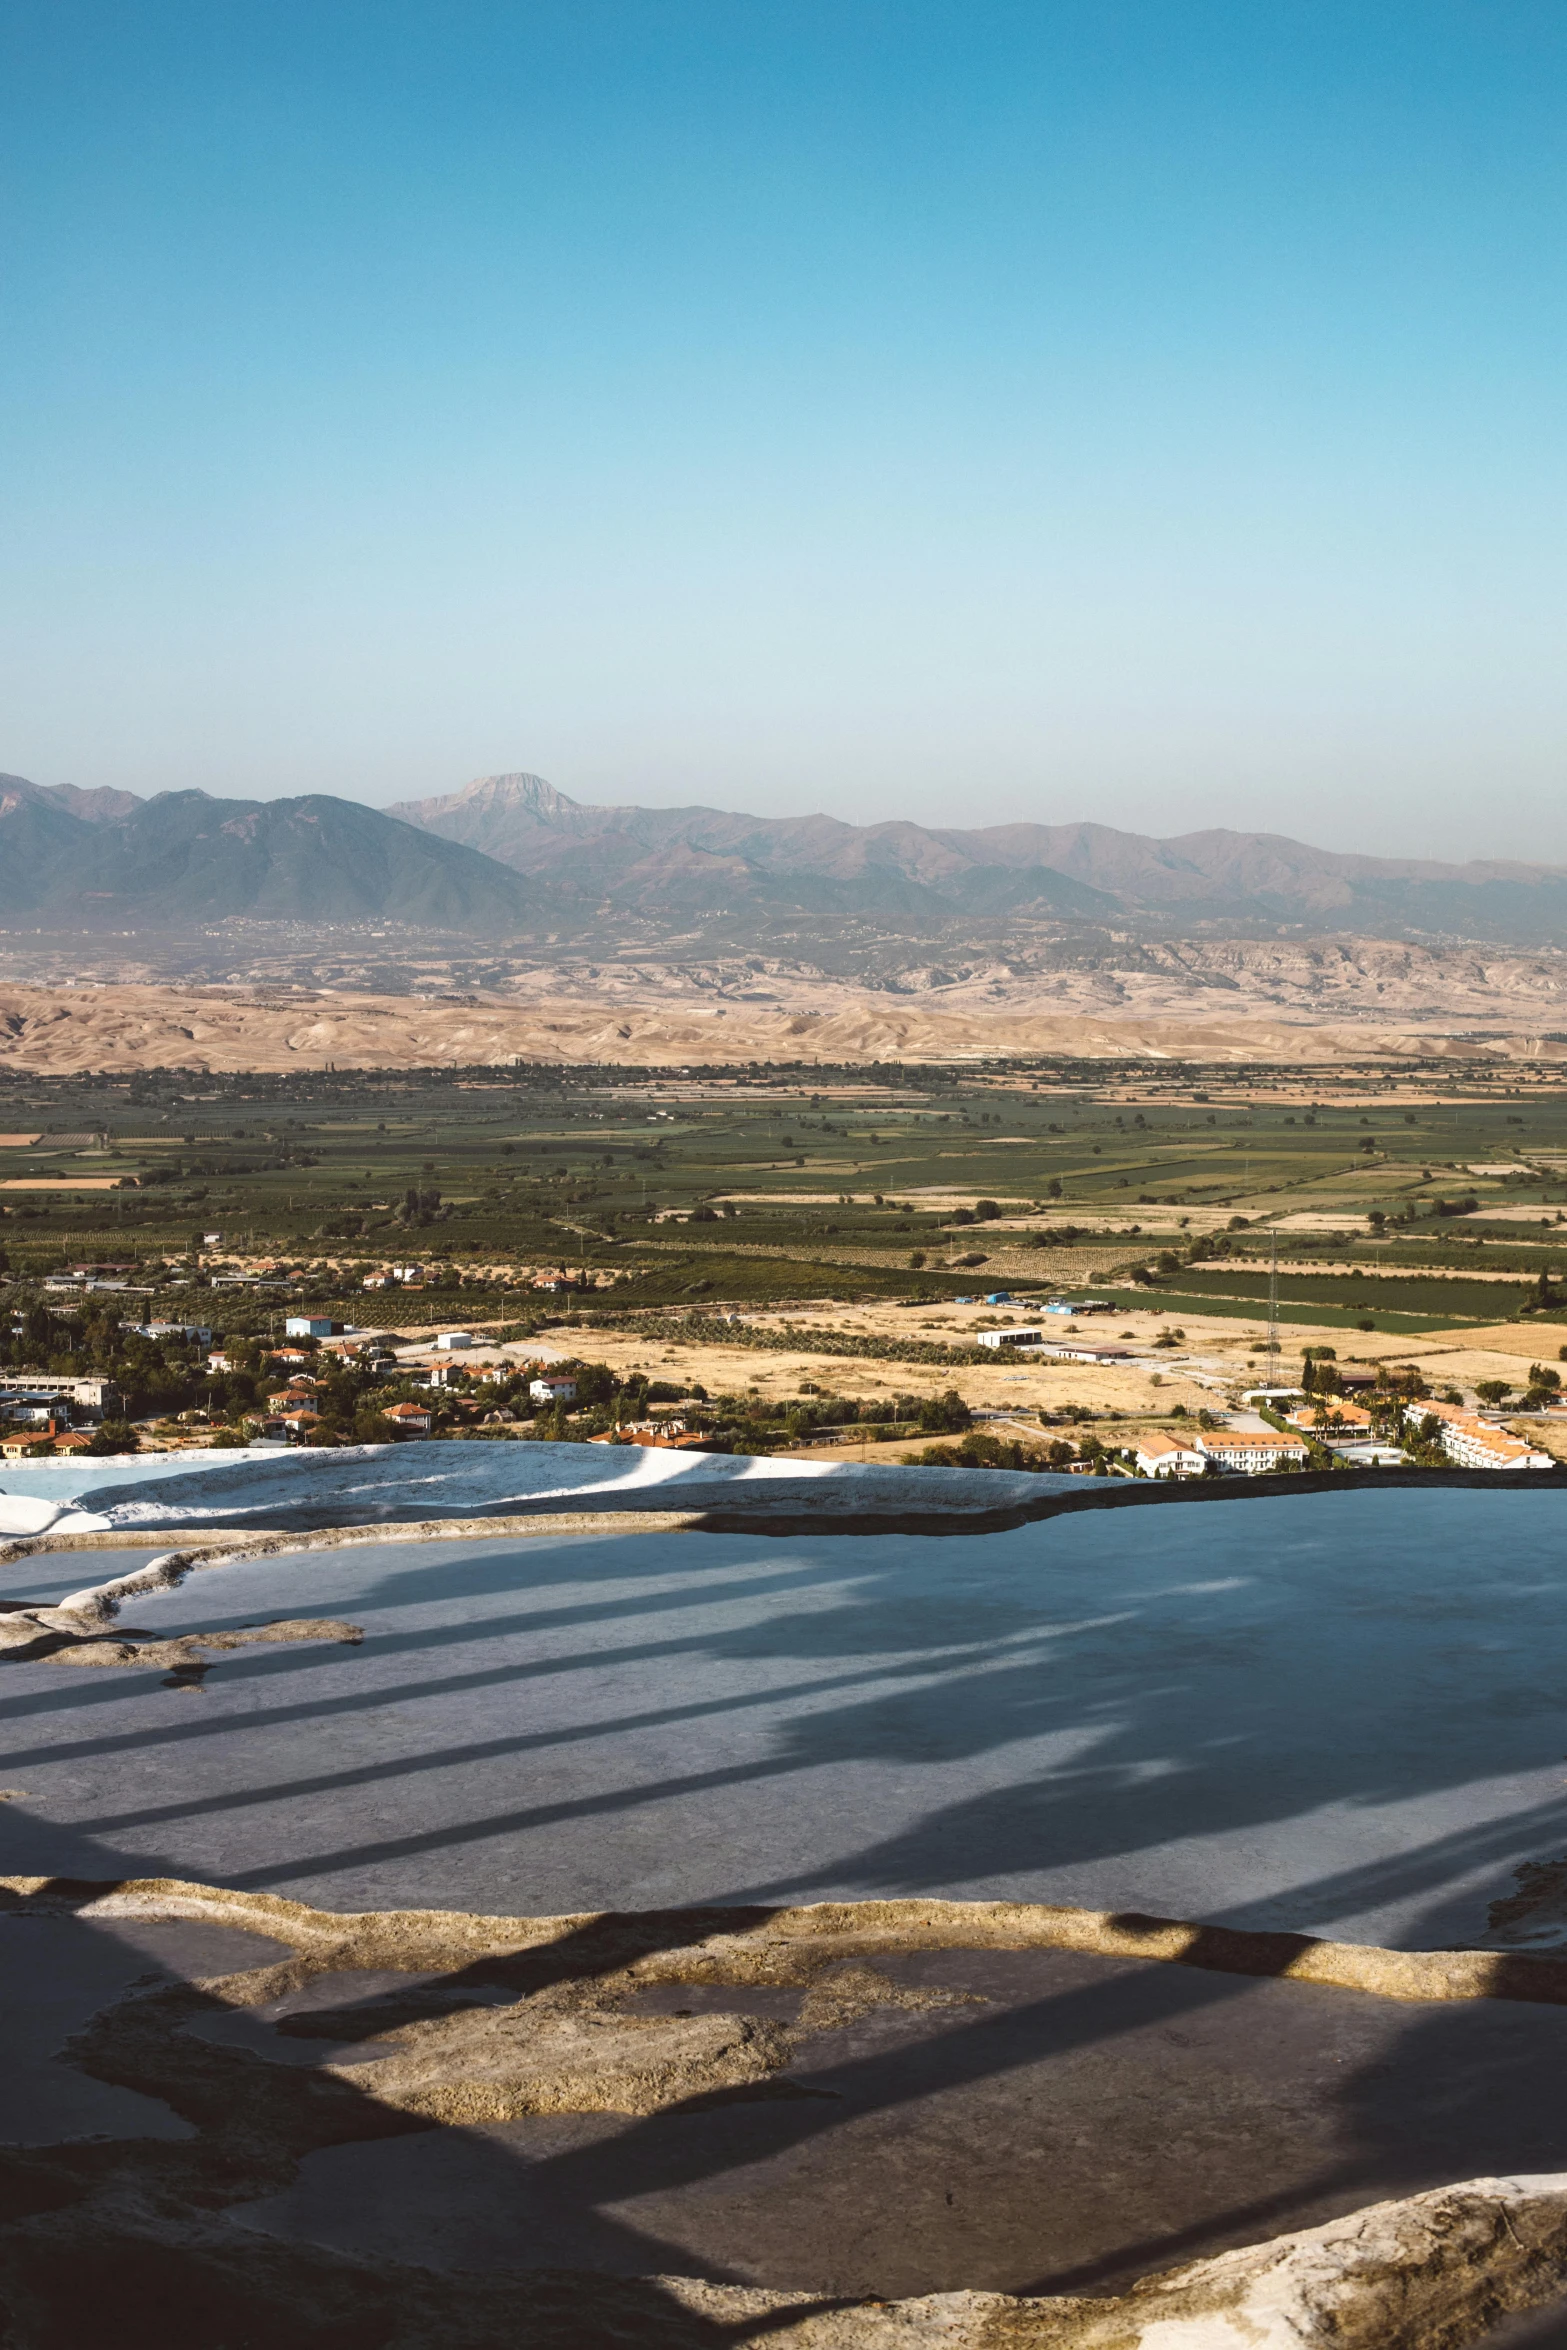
xmin=3 ymin=766 xmax=1566 ymax=946
xmin=0 ymin=775 xmax=537 ymax=930
xmin=390 ymin=772 xmax=1567 ymax=945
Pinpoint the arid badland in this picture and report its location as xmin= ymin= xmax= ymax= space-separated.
xmin=3 ymin=770 xmax=1566 ymax=1069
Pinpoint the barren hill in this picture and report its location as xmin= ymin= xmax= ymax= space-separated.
xmin=2 ymin=943 xmax=1565 ymax=1072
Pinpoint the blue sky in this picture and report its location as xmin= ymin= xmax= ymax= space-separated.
xmin=2 ymin=1 xmax=1564 ymax=859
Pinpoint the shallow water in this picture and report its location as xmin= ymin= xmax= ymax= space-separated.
xmin=3 ymin=1486 xmax=1565 ymax=1949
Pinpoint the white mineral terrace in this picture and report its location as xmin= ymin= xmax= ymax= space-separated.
xmin=8 ymin=1462 xmax=1567 ymax=2342
xmin=0 ymin=1439 xmax=1079 ymax=1536
xmin=3 ymin=1467 xmax=1566 ymax=1952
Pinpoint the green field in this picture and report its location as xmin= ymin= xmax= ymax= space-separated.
xmin=0 ymin=1057 xmax=1561 ymax=1337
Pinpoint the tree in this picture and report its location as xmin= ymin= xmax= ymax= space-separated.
xmin=918 ymin=1389 xmax=972 ymax=1434
xmin=1475 ymin=1380 xmax=1512 ymax=1406
xmin=86 ymin=1420 xmax=140 ymax=1455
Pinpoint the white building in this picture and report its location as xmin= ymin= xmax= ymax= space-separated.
xmin=530 ymin=1376 xmax=577 ymax=1405
xmin=1134 ymin=1432 xmax=1206 ymax=1479
xmin=1196 ymin=1429 xmax=1310 ymax=1474
xmin=1412 ymin=1401 xmax=1552 ymax=1471
xmin=435 ymin=1330 xmax=474 ymax=1350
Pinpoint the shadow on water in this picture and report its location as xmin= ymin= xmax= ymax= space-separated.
xmin=7 ymin=1487 xmax=1566 ymax=1948
xmin=8 ymin=1490 xmax=1567 ymax=2336
xmin=0 ymin=1827 xmax=853 ymax=2348
xmin=9 ymin=1823 xmax=1567 ymax=2341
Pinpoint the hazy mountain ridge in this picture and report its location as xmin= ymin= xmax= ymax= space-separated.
xmin=0 ymin=777 xmax=540 ymax=930
xmin=3 ymin=765 xmax=1566 ymax=946
xmin=389 ymin=772 xmax=1567 ymax=942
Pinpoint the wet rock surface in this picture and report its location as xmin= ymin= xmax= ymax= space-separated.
xmin=5 ymin=1880 xmax=1567 ymax=2344
xmin=7 ymin=1487 xmax=1567 ymax=2345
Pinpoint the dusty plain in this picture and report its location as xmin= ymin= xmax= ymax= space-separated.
xmin=5 ymin=928 xmax=1567 ymax=1071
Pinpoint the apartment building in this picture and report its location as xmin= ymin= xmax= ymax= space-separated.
xmin=1411 ymin=1400 xmax=1552 ymax=1472
xmin=1196 ymin=1429 xmax=1310 ymax=1474
xmin=0 ymin=1373 xmax=121 ymax=1422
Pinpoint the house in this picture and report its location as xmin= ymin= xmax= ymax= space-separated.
xmin=1134 ymin=1432 xmax=1207 ymax=1479
xmin=976 ymin=1327 xmax=1050 ymax=1351
xmin=434 ymin=1330 xmax=474 ymax=1350
xmin=1411 ymin=1400 xmax=1552 ymax=1471
xmin=286 ymin=1315 xmax=344 ymax=1339
xmin=264 ymin=1348 xmax=312 ymax=1369
xmin=382 ymin=1401 xmax=434 ymax=1436
xmin=0 ymin=1422 xmax=68 ymax=1460
xmin=1284 ymin=1401 xmax=1373 ymax=1435
xmin=278 ymin=1410 xmax=321 ymax=1442
xmin=266 ymin=1383 xmax=320 ymax=1410
xmin=51 ymin=1431 xmax=98 ymax=1455
xmin=529 ymin=1376 xmax=577 ymax=1405
xmin=126 ymin=1322 xmax=214 ymax=1348
xmin=598 ymin=1430 xmax=712 ymax=1450
xmin=0 ymin=1389 xmax=78 ymax=1427
xmin=1196 ymin=1430 xmax=1310 ymax=1474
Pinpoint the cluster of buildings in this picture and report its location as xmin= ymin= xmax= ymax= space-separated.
xmin=360 ymin=1263 xmax=601 ymax=1295
xmin=1134 ymin=1395 xmax=1552 ymax=1480
xmin=977 ymin=1328 xmax=1133 ymax=1366
xmin=228 ymin=1328 xmax=579 ymax=1444
xmin=1133 ymin=1428 xmax=1309 ymax=1478
xmin=0 ymin=1373 xmax=123 ymax=1459
xmin=1402 ymin=1398 xmax=1554 ymax=1473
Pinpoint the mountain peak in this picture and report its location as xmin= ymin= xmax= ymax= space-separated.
xmin=387 ymin=770 xmax=612 ymax=844
xmin=455 ymin=772 xmax=578 ymax=818
xmin=391 ymin=772 xmax=585 ymax=825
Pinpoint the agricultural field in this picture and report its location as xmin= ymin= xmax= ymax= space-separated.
xmin=0 ymin=1055 xmax=1562 ymax=1369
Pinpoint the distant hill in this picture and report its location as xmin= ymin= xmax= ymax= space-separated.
xmin=3 ymin=765 xmax=1566 ymax=944
xmin=388 ymin=772 xmax=1567 ymax=944
xmin=0 ymin=778 xmax=539 ymax=930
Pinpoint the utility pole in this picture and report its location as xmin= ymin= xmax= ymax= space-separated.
xmin=1267 ymin=1226 xmax=1280 ymax=1389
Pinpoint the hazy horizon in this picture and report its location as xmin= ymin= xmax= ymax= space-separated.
xmin=4 ymin=2 xmax=1565 ymax=864
xmin=11 ymin=759 xmax=1567 ymax=876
